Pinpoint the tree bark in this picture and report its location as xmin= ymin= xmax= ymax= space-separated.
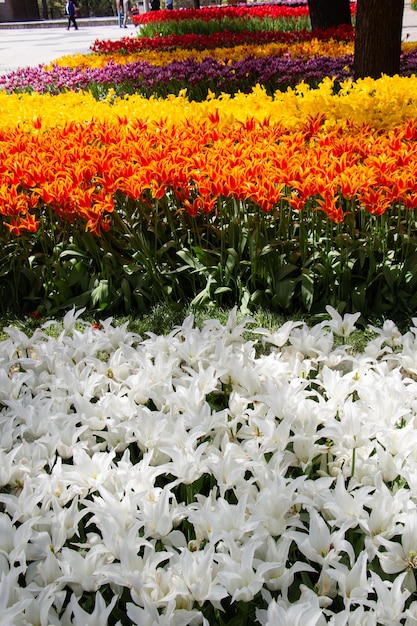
xmin=41 ymin=0 xmax=49 ymax=19
xmin=23 ymin=0 xmax=40 ymax=19
xmin=354 ymin=0 xmax=404 ymax=79
xmin=5 ymin=0 xmax=40 ymax=20
xmin=307 ymin=0 xmax=351 ymax=31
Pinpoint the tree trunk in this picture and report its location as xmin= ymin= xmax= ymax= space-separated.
xmin=7 ymin=0 xmax=41 ymax=20
xmin=23 ymin=0 xmax=40 ymax=19
xmin=307 ymin=0 xmax=351 ymax=31
xmin=41 ymin=0 xmax=49 ymax=19
xmin=354 ymin=0 xmax=404 ymax=79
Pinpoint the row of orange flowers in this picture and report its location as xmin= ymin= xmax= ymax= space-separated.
xmin=2 ymin=105 xmax=417 ymax=235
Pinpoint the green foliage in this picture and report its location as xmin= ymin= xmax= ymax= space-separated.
xmin=36 ymin=0 xmax=116 ymax=19
xmin=3 ymin=8 xmax=416 ymax=322
xmin=138 ymin=15 xmax=310 ymax=38
xmin=2 ymin=193 xmax=417 ymax=321
xmin=85 ymin=70 xmax=325 ymax=103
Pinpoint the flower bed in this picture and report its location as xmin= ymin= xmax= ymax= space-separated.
xmin=2 ymin=307 xmax=417 ymax=624
xmin=89 ymin=25 xmax=355 ymax=55
xmin=1 ymin=77 xmax=417 ymax=316
xmin=132 ymin=4 xmax=310 ymax=26
xmin=0 ymin=52 xmax=354 ymax=98
xmin=2 ymin=3 xmax=417 ymax=624
xmin=7 ymin=48 xmax=417 ymax=100
xmin=2 ymin=21 xmax=415 ymax=100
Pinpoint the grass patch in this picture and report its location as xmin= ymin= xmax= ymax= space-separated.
xmin=0 ymin=302 xmax=394 ymax=354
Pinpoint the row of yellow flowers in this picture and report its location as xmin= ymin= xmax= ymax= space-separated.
xmin=2 ymin=77 xmax=417 ymax=235
xmin=4 ymin=76 xmax=417 ymax=132
xmin=48 ymin=40 xmax=417 ymax=71
xmin=50 ymin=39 xmax=356 ymax=70
xmin=3 ymin=76 xmax=417 ymax=132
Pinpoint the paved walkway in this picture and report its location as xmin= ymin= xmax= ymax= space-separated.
xmin=0 ymin=3 xmax=416 ymax=75
xmin=404 ymin=0 xmax=417 ymax=41
xmin=0 ymin=18 xmax=139 ymax=74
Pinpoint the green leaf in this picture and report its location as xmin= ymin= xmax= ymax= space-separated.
xmin=301 ymin=269 xmax=314 ymax=311
xmin=192 ymin=245 xmax=216 ymax=267
xmin=273 ymin=278 xmax=297 ymax=310
xmin=177 ymin=249 xmax=205 ymax=272
xmin=59 ymin=249 xmax=88 ymax=260
xmin=91 ymin=279 xmax=109 ymax=308
xmin=383 ymin=265 xmax=400 ymax=291
xmin=224 ymin=251 xmax=237 ymax=282
xmin=275 ymin=263 xmax=299 ymax=280
xmin=351 ymin=282 xmax=367 ymax=312
xmin=214 ymin=286 xmax=232 ymax=295
xmin=121 ymin=277 xmax=132 ymax=310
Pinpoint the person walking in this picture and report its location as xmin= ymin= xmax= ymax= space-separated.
xmin=116 ymin=0 xmax=124 ymax=27
xmin=65 ymin=0 xmax=78 ymax=30
xmin=122 ymin=0 xmax=131 ymax=28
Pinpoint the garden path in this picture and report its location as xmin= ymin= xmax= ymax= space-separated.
xmin=404 ymin=0 xmax=417 ymax=42
xmin=0 ymin=17 xmax=138 ymax=74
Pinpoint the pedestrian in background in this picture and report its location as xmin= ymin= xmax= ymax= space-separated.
xmin=116 ymin=0 xmax=124 ymax=27
xmin=65 ymin=0 xmax=78 ymax=29
xmin=122 ymin=0 xmax=131 ymax=27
